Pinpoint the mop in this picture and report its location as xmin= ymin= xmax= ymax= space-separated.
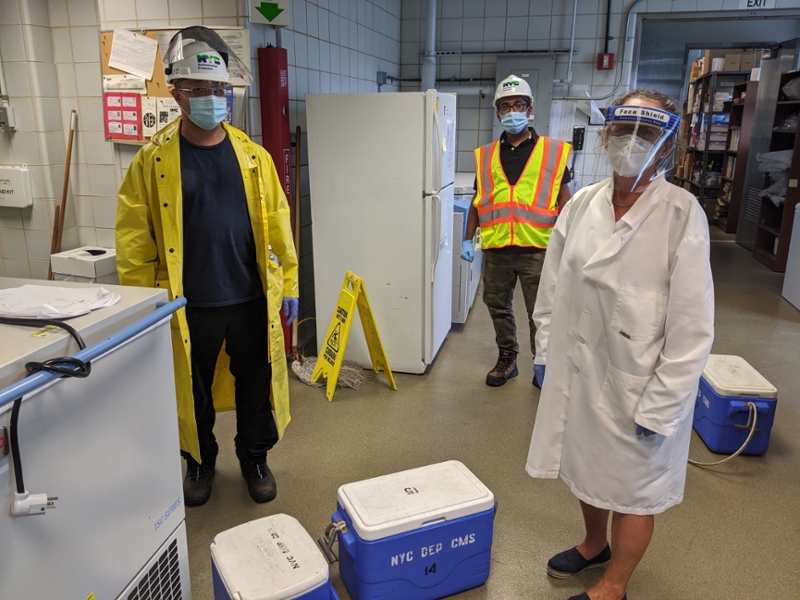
xmin=291 ymin=357 xmax=371 ymax=390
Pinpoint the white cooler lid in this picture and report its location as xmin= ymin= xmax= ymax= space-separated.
xmin=210 ymin=514 xmax=329 ymax=600
xmin=702 ymin=355 xmax=777 ymax=398
xmin=337 ymin=460 xmax=494 ymax=541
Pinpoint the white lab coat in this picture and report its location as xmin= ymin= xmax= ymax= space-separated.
xmin=525 ymin=175 xmax=714 ymax=515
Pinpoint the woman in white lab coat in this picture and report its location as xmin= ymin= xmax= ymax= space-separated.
xmin=526 ymin=90 xmax=714 ymax=600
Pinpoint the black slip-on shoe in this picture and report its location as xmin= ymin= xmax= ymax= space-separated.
xmin=547 ymin=543 xmax=612 ymax=579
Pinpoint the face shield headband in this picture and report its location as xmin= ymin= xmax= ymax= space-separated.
xmin=165 ymin=27 xmax=253 ymax=85
xmin=603 ymin=105 xmax=680 ymax=186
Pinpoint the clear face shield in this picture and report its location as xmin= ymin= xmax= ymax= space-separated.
xmin=602 ymin=105 xmax=680 ymax=190
xmin=164 ymin=26 xmax=253 ymax=85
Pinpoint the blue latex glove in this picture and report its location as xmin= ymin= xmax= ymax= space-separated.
xmin=533 ymin=365 xmax=546 ymax=389
xmin=282 ymin=297 xmax=299 ymax=326
xmin=636 ymin=425 xmax=656 ymax=438
xmin=460 ymin=239 xmax=474 ymax=263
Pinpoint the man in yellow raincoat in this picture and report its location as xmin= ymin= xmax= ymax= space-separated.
xmin=116 ymin=29 xmax=298 ymax=506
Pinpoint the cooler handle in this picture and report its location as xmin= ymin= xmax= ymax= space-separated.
xmin=318 ymin=514 xmax=348 ymax=564
xmin=730 ymin=400 xmax=769 ymax=431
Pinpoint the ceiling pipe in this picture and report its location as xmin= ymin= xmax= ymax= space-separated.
xmin=437 ymin=85 xmax=494 ymax=98
xmin=421 ymin=0 xmax=437 ymax=91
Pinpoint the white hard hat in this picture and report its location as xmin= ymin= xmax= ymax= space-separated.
xmin=166 ymin=41 xmax=229 ymax=84
xmin=494 ymin=75 xmax=533 ymax=108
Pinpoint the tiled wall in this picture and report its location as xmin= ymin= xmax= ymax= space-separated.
xmin=8 ymin=0 xmax=792 ymax=342
xmin=0 ymin=0 xmax=401 ymax=350
xmin=281 ymin=0 xmax=402 ymax=337
xmin=0 ymin=0 xmax=77 ymax=279
xmin=398 ymin=0 xmax=800 ymax=191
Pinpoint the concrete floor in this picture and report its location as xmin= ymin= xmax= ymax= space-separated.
xmin=184 ymin=230 xmax=800 ymax=600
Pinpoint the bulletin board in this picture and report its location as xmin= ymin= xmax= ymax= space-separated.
xmin=98 ymin=28 xmax=250 ymax=144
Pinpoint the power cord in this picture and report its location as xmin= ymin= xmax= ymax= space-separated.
xmin=688 ymin=401 xmax=758 ymax=467
xmin=0 ymin=316 xmax=91 ymax=515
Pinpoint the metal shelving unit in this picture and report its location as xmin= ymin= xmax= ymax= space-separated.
xmin=677 ymin=71 xmax=750 ymax=216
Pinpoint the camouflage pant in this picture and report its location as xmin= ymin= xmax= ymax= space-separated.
xmin=482 ymin=250 xmax=545 ymax=358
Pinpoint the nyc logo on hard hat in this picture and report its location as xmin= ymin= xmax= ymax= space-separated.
xmin=503 ymin=81 xmax=520 ymax=90
xmin=197 ymin=54 xmax=221 ymax=65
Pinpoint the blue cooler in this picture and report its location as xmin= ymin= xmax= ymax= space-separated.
xmin=694 ymin=355 xmax=778 ymax=455
xmin=327 ymin=460 xmax=496 ymax=600
xmin=211 ymin=514 xmax=339 ymax=600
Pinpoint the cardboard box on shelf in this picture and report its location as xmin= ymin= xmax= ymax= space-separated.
xmin=724 ymin=53 xmax=742 ymax=71
xmin=703 ymin=49 xmax=729 ymax=74
xmin=741 ymin=51 xmax=758 ymax=71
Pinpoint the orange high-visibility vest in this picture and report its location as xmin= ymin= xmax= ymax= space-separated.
xmin=474 ymin=136 xmax=571 ymax=249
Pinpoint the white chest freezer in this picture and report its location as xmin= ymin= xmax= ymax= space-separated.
xmin=0 ymin=277 xmax=191 ymax=600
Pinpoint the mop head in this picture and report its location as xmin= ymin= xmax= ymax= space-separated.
xmin=291 ymin=356 xmax=371 ymax=390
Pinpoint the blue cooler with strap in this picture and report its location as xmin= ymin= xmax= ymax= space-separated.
xmin=693 ymin=355 xmax=778 ymax=455
xmin=319 ymin=460 xmax=496 ymax=600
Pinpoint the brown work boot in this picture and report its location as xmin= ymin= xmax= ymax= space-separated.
xmin=486 ymin=351 xmax=518 ymax=387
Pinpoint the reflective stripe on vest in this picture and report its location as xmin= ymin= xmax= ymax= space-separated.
xmin=474 ymin=136 xmax=570 ymax=249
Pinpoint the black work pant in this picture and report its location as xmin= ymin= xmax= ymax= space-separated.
xmin=181 ymin=296 xmax=278 ymax=465
xmin=482 ymin=250 xmax=545 ymax=358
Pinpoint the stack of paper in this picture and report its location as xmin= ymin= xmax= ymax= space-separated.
xmin=0 ymin=285 xmax=121 ymax=319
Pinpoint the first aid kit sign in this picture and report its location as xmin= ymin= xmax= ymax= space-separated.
xmin=250 ymin=0 xmax=290 ymax=27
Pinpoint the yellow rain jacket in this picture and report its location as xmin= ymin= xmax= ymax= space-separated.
xmin=116 ymin=118 xmax=299 ymax=463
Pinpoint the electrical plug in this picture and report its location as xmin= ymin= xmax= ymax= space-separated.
xmin=11 ymin=491 xmax=57 ymax=516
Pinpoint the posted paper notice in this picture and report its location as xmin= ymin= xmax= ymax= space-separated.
xmin=109 ymin=29 xmax=158 ymax=81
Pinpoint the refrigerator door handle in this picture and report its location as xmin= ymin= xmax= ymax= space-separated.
xmin=432 ymin=109 xmax=444 ymax=193
xmin=431 ymin=193 xmax=442 ymax=279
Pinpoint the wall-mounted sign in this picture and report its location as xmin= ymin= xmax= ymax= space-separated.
xmin=250 ymin=0 xmax=289 ymax=27
xmin=738 ymin=0 xmax=776 ymax=8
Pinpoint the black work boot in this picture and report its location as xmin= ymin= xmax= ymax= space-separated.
xmin=183 ymin=457 xmax=215 ymax=507
xmin=486 ymin=351 xmax=518 ymax=387
xmin=239 ymin=455 xmax=277 ymax=503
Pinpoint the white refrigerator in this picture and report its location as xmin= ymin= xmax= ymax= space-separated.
xmin=307 ymin=91 xmax=457 ymax=374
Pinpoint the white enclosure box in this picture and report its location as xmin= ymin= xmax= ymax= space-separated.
xmin=0 ymin=166 xmax=33 ymax=208
xmin=51 ymin=246 xmax=119 ymax=284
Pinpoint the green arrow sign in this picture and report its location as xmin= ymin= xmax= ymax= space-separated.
xmin=255 ymin=2 xmax=284 ymax=22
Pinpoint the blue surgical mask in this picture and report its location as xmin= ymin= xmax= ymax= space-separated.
xmin=501 ymin=111 xmax=529 ymax=134
xmin=188 ymin=95 xmax=228 ymax=130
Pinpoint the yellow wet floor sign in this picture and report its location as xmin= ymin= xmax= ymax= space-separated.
xmin=312 ymin=271 xmax=397 ymax=401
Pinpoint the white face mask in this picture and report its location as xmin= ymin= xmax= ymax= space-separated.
xmin=606 ymin=134 xmax=655 ymax=178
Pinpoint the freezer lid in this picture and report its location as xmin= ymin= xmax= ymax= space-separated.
xmin=337 ymin=460 xmax=495 ymax=541
xmin=0 ymin=278 xmax=168 ymax=392
xmin=211 ymin=514 xmax=330 ymax=600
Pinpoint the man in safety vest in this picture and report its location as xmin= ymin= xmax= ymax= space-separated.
xmin=116 ymin=28 xmax=299 ymax=506
xmin=461 ymin=74 xmax=571 ymax=387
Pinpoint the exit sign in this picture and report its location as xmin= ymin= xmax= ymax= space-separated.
xmin=738 ymin=0 xmax=775 ymax=8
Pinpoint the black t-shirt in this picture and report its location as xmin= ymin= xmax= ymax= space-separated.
xmin=475 ymin=128 xmax=571 ymax=253
xmin=180 ymin=135 xmax=264 ymax=307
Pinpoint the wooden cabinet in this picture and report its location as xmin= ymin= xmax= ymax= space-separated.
xmin=718 ymin=80 xmax=758 ymax=233
xmin=753 ymin=70 xmax=800 ymax=272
